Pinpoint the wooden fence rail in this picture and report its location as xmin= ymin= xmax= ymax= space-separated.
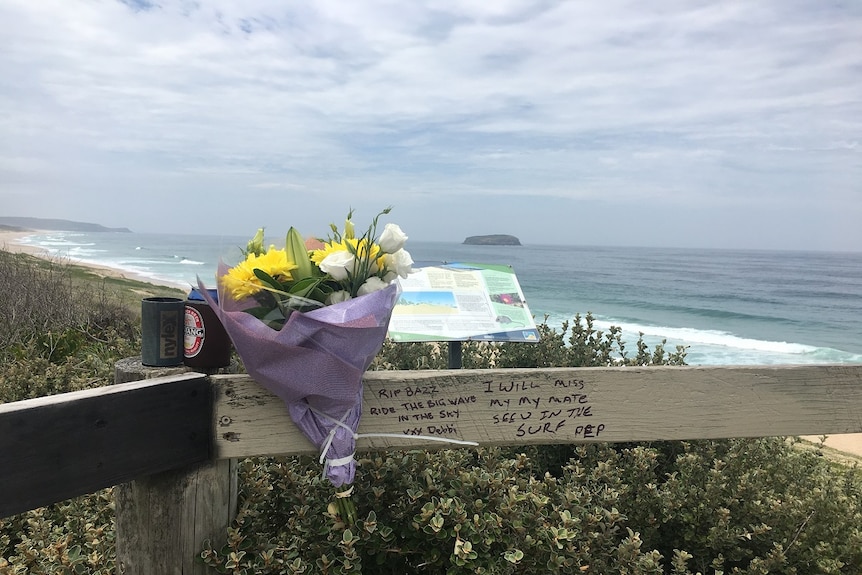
xmin=213 ymin=364 xmax=862 ymax=457
xmin=2 ymin=362 xmax=862 ymax=573
xmin=0 ymin=372 xmax=210 ymax=518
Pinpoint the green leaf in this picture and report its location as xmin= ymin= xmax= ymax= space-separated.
xmin=253 ymin=268 xmax=286 ymax=291
xmin=287 ymin=276 xmax=324 ymax=299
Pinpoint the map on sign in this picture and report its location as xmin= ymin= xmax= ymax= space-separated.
xmin=388 ymin=262 xmax=540 ymax=342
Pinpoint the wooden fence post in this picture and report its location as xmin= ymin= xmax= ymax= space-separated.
xmin=113 ymin=358 xmax=238 ymax=575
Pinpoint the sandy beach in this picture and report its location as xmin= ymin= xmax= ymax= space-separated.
xmin=0 ymin=229 xmax=47 ymax=255
xmin=0 ymin=229 xmax=185 ymax=289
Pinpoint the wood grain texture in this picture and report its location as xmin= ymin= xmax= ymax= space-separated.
xmin=0 ymin=373 xmax=209 ymax=518
xmin=113 ymin=359 xmax=238 ymax=575
xmin=212 ymin=365 xmax=862 ymax=459
xmin=114 ymin=459 xmax=238 ymax=575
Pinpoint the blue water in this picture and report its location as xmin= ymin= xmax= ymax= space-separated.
xmin=15 ymin=231 xmax=862 ymax=366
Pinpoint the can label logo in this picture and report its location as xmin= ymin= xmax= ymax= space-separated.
xmin=184 ymin=307 xmax=205 ymax=358
xmin=160 ymin=310 xmax=180 ymax=359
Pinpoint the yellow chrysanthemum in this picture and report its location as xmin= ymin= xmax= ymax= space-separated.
xmin=311 ymin=238 xmax=384 ymax=269
xmin=356 ymin=239 xmax=384 ymax=268
xmin=222 ymin=248 xmax=298 ymax=300
xmin=310 ymin=239 xmax=347 ymax=266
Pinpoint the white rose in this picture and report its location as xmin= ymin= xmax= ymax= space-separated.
xmin=318 ymin=250 xmax=355 ymax=281
xmin=378 ymin=223 xmax=408 ymax=253
xmin=326 ymin=290 xmax=352 ymax=304
xmin=357 ymin=276 xmax=389 ymax=296
xmin=384 ymin=248 xmax=413 ymax=279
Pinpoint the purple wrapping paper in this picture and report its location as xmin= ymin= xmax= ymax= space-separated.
xmin=199 ymin=263 xmax=398 ymax=486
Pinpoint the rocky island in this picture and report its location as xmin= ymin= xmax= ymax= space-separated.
xmin=463 ymin=234 xmax=521 ymax=246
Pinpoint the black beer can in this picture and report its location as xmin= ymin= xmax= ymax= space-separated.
xmin=184 ymin=288 xmax=232 ymax=368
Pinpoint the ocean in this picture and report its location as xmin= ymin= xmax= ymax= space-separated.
xmin=15 ymin=230 xmax=862 ymax=367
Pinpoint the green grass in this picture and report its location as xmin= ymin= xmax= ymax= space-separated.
xmin=0 ymin=248 xmax=181 ymax=397
xmin=7 ymin=250 xmax=187 ymax=313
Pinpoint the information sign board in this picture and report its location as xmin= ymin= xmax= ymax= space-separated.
xmin=388 ymin=262 xmax=540 ymax=342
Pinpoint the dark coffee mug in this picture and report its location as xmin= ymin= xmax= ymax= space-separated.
xmin=141 ymin=297 xmax=184 ymax=367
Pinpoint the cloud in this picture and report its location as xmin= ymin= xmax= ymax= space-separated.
xmin=0 ymin=0 xmax=860 ymax=249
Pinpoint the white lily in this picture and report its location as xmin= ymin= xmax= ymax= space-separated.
xmin=285 ymin=227 xmax=314 ymax=280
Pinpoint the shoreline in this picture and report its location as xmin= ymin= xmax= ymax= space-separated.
xmin=0 ymin=229 xmax=187 ymax=290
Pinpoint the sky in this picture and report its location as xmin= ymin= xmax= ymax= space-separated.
xmin=1 ymin=1 xmax=860 ymax=251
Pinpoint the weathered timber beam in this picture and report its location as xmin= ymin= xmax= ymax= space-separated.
xmin=0 ymin=373 xmax=210 ymax=518
xmin=213 ymin=365 xmax=862 ymax=459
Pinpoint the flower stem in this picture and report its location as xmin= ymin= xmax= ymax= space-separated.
xmin=334 ymin=484 xmax=356 ymax=525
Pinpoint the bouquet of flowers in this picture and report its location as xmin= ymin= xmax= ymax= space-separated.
xmin=199 ymin=208 xmax=412 ymax=524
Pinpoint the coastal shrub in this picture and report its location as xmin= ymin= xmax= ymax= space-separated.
xmin=199 ymin=448 xmax=660 ymax=574
xmin=569 ymin=438 xmax=862 ymax=574
xmin=198 ymin=440 xmax=862 ymax=574
xmin=371 ymin=313 xmax=688 ymax=371
xmin=0 ymin=490 xmax=116 ymax=575
xmin=493 ymin=314 xmax=687 ymax=368
xmin=0 ymin=251 xmax=139 ymax=402
xmin=0 ymin=328 xmax=138 ymax=403
xmin=0 ymin=250 xmax=138 ymax=366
